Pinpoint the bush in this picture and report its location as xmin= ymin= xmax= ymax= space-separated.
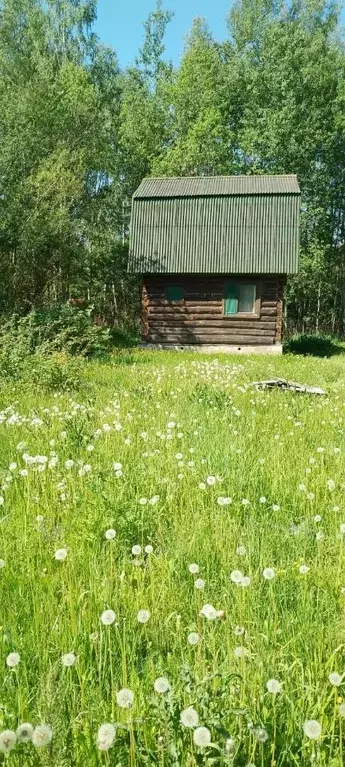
xmin=283 ymin=333 xmax=342 ymax=357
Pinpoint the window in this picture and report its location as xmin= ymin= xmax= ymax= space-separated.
xmin=224 ymin=283 xmax=257 ymax=315
xmin=166 ymin=285 xmax=184 ymax=301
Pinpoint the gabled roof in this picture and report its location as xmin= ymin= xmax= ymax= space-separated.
xmin=129 ymin=174 xmax=301 ymax=275
xmin=133 ymin=175 xmax=300 ymax=199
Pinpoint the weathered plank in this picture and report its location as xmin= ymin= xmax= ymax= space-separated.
xmin=149 ymin=323 xmax=275 ymax=337
xmin=148 ymin=333 xmax=274 ymax=345
xmin=148 ymin=318 xmax=276 ymax=330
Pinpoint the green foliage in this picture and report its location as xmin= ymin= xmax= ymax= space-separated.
xmin=283 ymin=333 xmax=343 ymax=357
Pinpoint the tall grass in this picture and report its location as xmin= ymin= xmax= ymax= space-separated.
xmin=0 ymin=351 xmax=345 ymax=766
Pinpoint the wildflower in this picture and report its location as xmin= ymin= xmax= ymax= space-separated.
xmin=16 ymin=723 xmax=33 ymax=743
xmin=114 ymin=461 xmax=123 ymax=472
xmin=100 ymin=610 xmax=116 ymax=626
xmin=61 ymin=653 xmax=77 ymax=667
xmin=187 ymin=632 xmax=200 ymax=646
xmin=0 ymin=559 xmax=5 ymax=568
xmin=253 ymin=727 xmax=268 ymax=743
xmin=180 ymin=706 xmax=199 ymax=728
xmin=316 ymin=531 xmax=325 ymax=541
xmin=175 ymin=453 xmax=183 ymax=460
xmin=340 ymin=524 xmax=345 ymax=536
xmin=314 ymin=514 xmax=322 ymax=523
xmin=230 ymin=570 xmax=243 ymax=584
xmin=299 ymin=564 xmax=310 ymax=575
xmin=137 ymin=609 xmax=150 ymax=624
xmin=272 ymin=504 xmax=280 ymax=512
xmin=97 ymin=723 xmax=116 ymax=751
xmin=236 ymin=545 xmax=247 ymax=556
xmin=0 ymin=497 xmax=4 ymax=506
xmin=333 ymin=506 xmax=340 ymax=512
xmin=259 ymin=496 xmax=267 ymax=504
xmin=298 ymin=483 xmax=306 ymax=491
xmin=105 ymin=529 xmax=116 ymax=540
xmin=266 ymin=679 xmax=282 ymax=694
xmin=132 ymin=545 xmax=142 ymax=556
xmin=234 ymin=646 xmax=248 ymax=659
xmin=154 ymin=677 xmax=171 ymax=693
xmin=217 ymin=496 xmax=232 ymax=506
xmin=9 ymin=462 xmax=17 ymax=472
xmin=327 ymin=479 xmax=336 ymax=491
xmin=90 ymin=632 xmax=99 ymax=641
xmin=6 ymin=652 xmax=20 ymax=668
xmin=145 ymin=545 xmax=153 ymax=554
xmin=65 ymin=459 xmax=74 ymax=469
xmin=200 ymin=604 xmax=218 ymax=620
xmin=339 ymin=703 xmax=345 ymax=717
xmin=303 ymin=720 xmax=322 ymax=740
xmin=240 ymin=576 xmax=251 ymax=587
xmin=193 ymin=726 xmax=211 ymax=747
xmin=32 ymin=724 xmax=52 ymax=747
xmin=206 ymin=476 xmax=216 ymax=486
xmin=189 ymin=563 xmax=199 ymax=574
xmin=139 ymin=498 xmax=147 ymax=505
xmin=116 ymin=688 xmax=134 ymax=709
xmin=225 ymin=737 xmax=235 ymax=754
xmin=54 ymin=548 xmax=67 ymax=562
xmin=195 ymin=578 xmax=205 ymax=590
xmin=0 ymin=730 xmax=17 ymax=753
xmin=329 ymin=672 xmax=343 ymax=687
xmin=263 ymin=568 xmax=275 ymax=580
xmin=199 ymin=482 xmax=206 ymax=490
xmin=242 ymin=498 xmax=250 ymax=506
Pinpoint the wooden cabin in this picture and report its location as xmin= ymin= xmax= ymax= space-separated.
xmin=128 ymin=175 xmax=300 ymax=352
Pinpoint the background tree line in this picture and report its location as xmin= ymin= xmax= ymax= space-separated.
xmin=0 ymin=0 xmax=344 ymax=334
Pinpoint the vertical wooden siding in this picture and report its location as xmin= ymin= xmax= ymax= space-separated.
xmin=143 ymin=274 xmax=285 ymax=345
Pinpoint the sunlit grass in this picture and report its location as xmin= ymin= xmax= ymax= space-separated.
xmin=0 ymin=350 xmax=345 ymax=766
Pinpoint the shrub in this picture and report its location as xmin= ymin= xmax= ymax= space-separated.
xmin=283 ymin=333 xmax=342 ymax=357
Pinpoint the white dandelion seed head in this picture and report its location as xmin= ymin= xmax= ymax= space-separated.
xmin=154 ymin=677 xmax=171 ymax=694
xmin=132 ymin=544 xmax=142 ymax=556
xmin=329 ymin=672 xmax=343 ymax=687
xmin=299 ymin=564 xmax=310 ymax=575
xmin=234 ymin=625 xmax=245 ymax=637
xmin=54 ymin=548 xmax=67 ymax=562
xmin=6 ymin=652 xmax=20 ymax=668
xmin=236 ymin=545 xmax=247 ymax=556
xmin=96 ymin=724 xmax=116 ymax=751
xmin=65 ymin=459 xmax=74 ymax=470
xmin=327 ymin=479 xmax=336 ymax=491
xmin=180 ymin=706 xmax=199 ymax=728
xmin=193 ymin=726 xmax=211 ymax=747
xmin=0 ymin=730 xmax=17 ymax=753
xmin=199 ymin=482 xmax=206 ymax=490
xmin=61 ymin=652 xmax=77 ymax=667
xmin=187 ymin=632 xmax=200 ymax=646
xmin=113 ymin=462 xmax=122 ymax=471
xmin=32 ymin=724 xmax=53 ymax=748
xmin=225 ymin=737 xmax=235 ymax=754
xmin=100 ymin=609 xmax=116 ymax=626
xmin=253 ymin=727 xmax=268 ymax=743
xmin=194 ymin=578 xmax=205 ymax=590
xmin=116 ymin=688 xmax=134 ymax=709
xmin=259 ymin=496 xmax=267 ymax=504
xmin=303 ymin=720 xmax=321 ymax=740
xmin=0 ymin=559 xmax=5 ymax=569
xmin=272 ymin=504 xmax=280 ymax=511
xmin=340 ymin=524 xmax=345 ymax=536
xmin=199 ymin=604 xmax=218 ymax=620
xmin=314 ymin=514 xmax=322 ymax=523
xmin=263 ymin=567 xmax=275 ymax=581
xmin=339 ymin=703 xmax=345 ymax=717
xmin=266 ymin=679 xmax=282 ymax=694
xmin=242 ymin=498 xmax=250 ymax=506
xmin=145 ymin=545 xmax=153 ymax=554
xmin=188 ymin=563 xmax=199 ymax=574
xmin=137 ymin=609 xmax=150 ymax=624
xmin=16 ymin=723 xmax=33 ymax=743
xmin=105 ymin=529 xmax=116 ymax=540
xmin=234 ymin=646 xmax=248 ymax=659
xmin=206 ymin=476 xmax=216 ymax=486
xmin=316 ymin=530 xmax=325 ymax=541
xmin=230 ymin=570 xmax=243 ymax=584
xmin=240 ymin=575 xmax=251 ymax=587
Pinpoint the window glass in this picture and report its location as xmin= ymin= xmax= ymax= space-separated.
xmin=238 ymin=284 xmax=256 ymax=313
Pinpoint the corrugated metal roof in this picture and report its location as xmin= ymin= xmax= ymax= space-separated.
xmin=129 ymin=176 xmax=300 ymax=275
xmin=133 ymin=174 xmax=300 ymax=198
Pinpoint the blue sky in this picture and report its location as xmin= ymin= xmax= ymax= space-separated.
xmin=94 ymin=0 xmax=231 ymax=67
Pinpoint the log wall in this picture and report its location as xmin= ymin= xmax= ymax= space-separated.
xmin=142 ymin=274 xmax=285 ymax=346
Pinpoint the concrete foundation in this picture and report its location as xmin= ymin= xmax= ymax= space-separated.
xmin=139 ymin=343 xmax=283 ymax=355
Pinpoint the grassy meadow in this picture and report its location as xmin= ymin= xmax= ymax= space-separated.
xmin=1 ymin=350 xmax=345 ymax=766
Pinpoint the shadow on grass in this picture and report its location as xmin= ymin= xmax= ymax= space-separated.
xmin=283 ymin=333 xmax=344 ymax=357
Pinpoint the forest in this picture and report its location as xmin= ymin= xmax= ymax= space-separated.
xmin=0 ymin=0 xmax=344 ymax=335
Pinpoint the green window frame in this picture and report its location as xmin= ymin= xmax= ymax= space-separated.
xmin=224 ymin=283 xmax=257 ymax=316
xmin=166 ymin=285 xmax=184 ymax=301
